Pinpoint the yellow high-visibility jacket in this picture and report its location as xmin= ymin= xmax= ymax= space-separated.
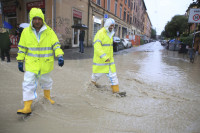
xmin=93 ymin=27 xmax=116 ymax=73
xmin=16 ymin=8 xmax=64 ymax=75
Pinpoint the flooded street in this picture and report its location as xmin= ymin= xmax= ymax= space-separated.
xmin=0 ymin=41 xmax=200 ymax=133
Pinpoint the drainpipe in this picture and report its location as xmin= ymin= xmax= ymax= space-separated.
xmin=53 ymin=0 xmax=56 ymax=31
xmin=103 ymin=0 xmax=105 ymax=25
xmin=87 ymin=0 xmax=90 ymax=46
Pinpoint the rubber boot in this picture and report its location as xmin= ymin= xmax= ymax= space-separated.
xmin=17 ymin=100 xmax=33 ymax=115
xmin=111 ymin=85 xmax=126 ymax=97
xmin=44 ymin=90 xmax=55 ymax=104
xmin=111 ymin=85 xmax=119 ymax=93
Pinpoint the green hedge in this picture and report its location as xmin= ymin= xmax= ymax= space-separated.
xmin=140 ymin=38 xmax=145 ymax=45
xmin=180 ymin=35 xmax=193 ymax=47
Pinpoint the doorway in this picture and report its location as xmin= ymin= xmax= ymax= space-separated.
xmin=72 ymin=17 xmax=81 ymax=47
xmin=5 ymin=17 xmax=16 ymax=34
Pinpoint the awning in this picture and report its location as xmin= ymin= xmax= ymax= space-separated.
xmin=71 ymin=24 xmax=88 ymax=30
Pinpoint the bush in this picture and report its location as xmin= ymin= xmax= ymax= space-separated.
xmin=140 ymin=38 xmax=145 ymax=45
xmin=180 ymin=35 xmax=193 ymax=47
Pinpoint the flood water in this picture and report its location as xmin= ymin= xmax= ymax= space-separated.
xmin=0 ymin=41 xmax=200 ymax=133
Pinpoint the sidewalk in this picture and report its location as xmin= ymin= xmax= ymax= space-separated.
xmin=62 ymin=47 xmax=93 ymax=60
xmin=10 ymin=47 xmax=94 ymax=60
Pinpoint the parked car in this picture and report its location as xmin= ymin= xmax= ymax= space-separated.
xmin=168 ymin=39 xmax=182 ymax=51
xmin=113 ymin=37 xmax=124 ymax=52
xmin=121 ymin=38 xmax=132 ymax=48
xmin=160 ymin=40 xmax=167 ymax=46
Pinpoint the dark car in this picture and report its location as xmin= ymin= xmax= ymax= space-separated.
xmin=113 ymin=37 xmax=124 ymax=52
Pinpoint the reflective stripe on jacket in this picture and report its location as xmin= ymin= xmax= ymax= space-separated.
xmin=92 ymin=27 xmax=116 ymax=73
xmin=16 ymin=8 xmax=64 ymax=75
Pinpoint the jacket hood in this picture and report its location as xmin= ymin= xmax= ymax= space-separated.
xmin=104 ymin=18 xmax=115 ymax=38
xmin=29 ymin=8 xmax=46 ymax=26
xmin=104 ymin=18 xmax=115 ymax=30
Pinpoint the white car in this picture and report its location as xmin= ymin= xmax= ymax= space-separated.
xmin=121 ymin=38 xmax=132 ymax=48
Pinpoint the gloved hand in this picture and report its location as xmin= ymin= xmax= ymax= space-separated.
xmin=18 ymin=62 xmax=24 ymax=72
xmin=58 ymin=56 xmax=64 ymax=67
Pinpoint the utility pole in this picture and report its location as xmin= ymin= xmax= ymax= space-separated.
xmin=53 ymin=0 xmax=56 ymax=31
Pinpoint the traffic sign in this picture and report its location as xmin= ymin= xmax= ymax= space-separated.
xmin=188 ymin=8 xmax=200 ymax=23
xmin=104 ymin=14 xmax=108 ymax=19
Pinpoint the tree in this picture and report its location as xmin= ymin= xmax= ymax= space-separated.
xmin=190 ymin=0 xmax=200 ymax=8
xmin=151 ymin=28 xmax=156 ymax=39
xmin=164 ymin=15 xmax=188 ymax=38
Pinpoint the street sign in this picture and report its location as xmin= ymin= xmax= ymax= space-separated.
xmin=188 ymin=8 xmax=200 ymax=23
xmin=104 ymin=14 xmax=108 ymax=19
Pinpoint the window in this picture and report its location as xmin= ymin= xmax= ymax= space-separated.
xmin=128 ymin=0 xmax=130 ymax=8
xmin=127 ymin=12 xmax=129 ymax=23
xmin=130 ymin=17 xmax=132 ymax=24
xmin=134 ymin=2 xmax=135 ymax=10
xmin=124 ymin=0 xmax=127 ymax=5
xmin=120 ymin=5 xmax=122 ymax=19
xmin=97 ymin=0 xmax=101 ymax=6
xmin=131 ymin=2 xmax=133 ymax=11
xmin=93 ymin=23 xmax=101 ymax=39
xmin=123 ymin=8 xmax=126 ymax=21
xmin=115 ymin=1 xmax=118 ymax=16
xmin=107 ymin=0 xmax=110 ymax=11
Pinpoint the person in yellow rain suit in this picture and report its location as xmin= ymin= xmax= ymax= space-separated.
xmin=91 ymin=18 xmax=126 ymax=97
xmin=16 ymin=8 xmax=64 ymax=115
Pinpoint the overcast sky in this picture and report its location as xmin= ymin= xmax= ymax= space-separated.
xmin=143 ymin=0 xmax=192 ymax=35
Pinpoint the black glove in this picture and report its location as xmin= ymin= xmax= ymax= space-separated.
xmin=18 ymin=62 xmax=24 ymax=72
xmin=58 ymin=56 xmax=64 ymax=67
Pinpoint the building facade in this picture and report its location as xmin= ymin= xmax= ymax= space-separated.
xmin=0 ymin=0 xmax=152 ymax=48
xmin=0 ymin=0 xmax=89 ymax=48
xmin=144 ymin=12 xmax=151 ymax=39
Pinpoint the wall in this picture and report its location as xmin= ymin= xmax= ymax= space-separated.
xmin=53 ymin=0 xmax=88 ymax=48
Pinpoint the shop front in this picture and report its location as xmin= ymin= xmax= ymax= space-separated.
xmin=72 ymin=9 xmax=82 ymax=47
xmin=93 ymin=16 xmax=102 ymax=40
xmin=26 ymin=0 xmax=45 ymax=22
xmin=3 ymin=2 xmax=17 ymax=34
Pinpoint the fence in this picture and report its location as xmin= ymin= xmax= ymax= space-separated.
xmin=126 ymin=35 xmax=140 ymax=46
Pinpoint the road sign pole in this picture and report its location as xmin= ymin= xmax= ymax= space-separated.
xmin=192 ymin=24 xmax=196 ymax=48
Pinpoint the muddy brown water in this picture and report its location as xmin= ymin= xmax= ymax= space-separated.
xmin=0 ymin=41 xmax=200 ymax=133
